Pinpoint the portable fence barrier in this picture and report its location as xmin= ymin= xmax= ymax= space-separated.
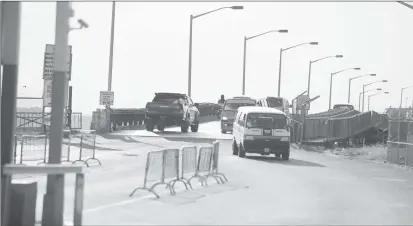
xmin=387 ymin=120 xmax=413 ymax=167
xmin=69 ymin=130 xmax=101 ymax=167
xmin=129 ymin=149 xmax=186 ymax=199
xmin=13 ymin=134 xmax=48 ymax=165
xmin=130 ymin=142 xmax=227 ymax=199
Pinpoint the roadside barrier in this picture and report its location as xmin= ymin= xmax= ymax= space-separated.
xmin=13 ymin=134 xmax=48 ymax=165
xmin=70 ymin=130 xmax=101 ymax=167
xmin=387 ymin=120 xmax=413 ymax=167
xmin=130 ymin=141 xmax=227 ymax=199
xmin=129 ymin=149 xmax=187 ymax=199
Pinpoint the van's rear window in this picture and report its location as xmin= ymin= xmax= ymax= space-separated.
xmin=246 ymin=113 xmax=287 ymax=129
xmin=267 ymin=98 xmax=283 ymax=108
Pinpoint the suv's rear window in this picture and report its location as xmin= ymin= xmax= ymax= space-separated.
xmin=153 ymin=95 xmax=183 ymax=103
xmin=246 ymin=113 xmax=287 ymax=129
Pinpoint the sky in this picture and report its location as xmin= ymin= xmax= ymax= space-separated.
xmin=14 ymin=1 xmax=413 ymax=114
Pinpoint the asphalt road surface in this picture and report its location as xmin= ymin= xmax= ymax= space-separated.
xmin=15 ymin=131 xmax=413 ymax=225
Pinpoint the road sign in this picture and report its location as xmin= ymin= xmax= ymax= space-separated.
xmin=43 ymin=44 xmax=73 ymax=80
xmin=297 ymin=95 xmax=310 ymax=110
xmin=100 ymin=91 xmax=114 ymax=106
xmin=43 ymin=79 xmax=53 ymax=107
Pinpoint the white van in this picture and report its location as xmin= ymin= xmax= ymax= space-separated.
xmin=232 ymin=106 xmax=291 ymax=160
xmin=257 ymin=96 xmax=290 ymax=116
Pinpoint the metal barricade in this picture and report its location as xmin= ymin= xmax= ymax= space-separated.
xmin=209 ymin=141 xmax=228 ymax=183
xmin=70 ymin=130 xmax=101 ymax=167
xmin=129 ymin=149 xmax=185 ymax=199
xmin=13 ymin=134 xmax=48 ymax=165
xmin=175 ymin=145 xmax=203 ymax=189
xmin=195 ymin=146 xmax=221 ymax=186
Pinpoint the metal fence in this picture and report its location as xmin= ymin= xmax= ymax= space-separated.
xmin=69 ymin=130 xmax=101 ymax=167
xmin=129 ymin=141 xmax=226 ymax=199
xmin=387 ymin=120 xmax=413 ymax=167
xmin=13 ymin=134 xmax=48 ymax=165
xmin=12 ymin=129 xmax=99 ymax=167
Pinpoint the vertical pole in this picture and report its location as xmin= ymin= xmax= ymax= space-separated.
xmin=106 ymin=1 xmax=116 ymax=133
xmin=307 ymin=61 xmax=312 ymax=98
xmin=397 ymin=88 xmax=403 ymax=164
xmin=0 ymin=2 xmax=2 ymax=223
xmin=1 ymin=3 xmax=21 ymax=225
xmin=358 ymin=92 xmax=361 ymax=111
xmin=67 ymin=86 xmax=72 ymax=129
xmin=348 ymin=78 xmax=351 ymax=103
xmin=187 ymin=15 xmax=193 ymax=97
xmin=241 ymin=36 xmax=247 ymax=95
xmin=277 ymin=48 xmax=283 ymax=97
xmin=42 ymin=2 xmax=71 ymax=226
xmin=328 ymin=73 xmax=333 ymax=110
xmin=362 ymin=85 xmax=366 ymax=112
xmin=368 ymin=96 xmax=370 ymax=111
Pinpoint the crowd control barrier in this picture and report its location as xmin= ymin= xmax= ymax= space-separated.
xmin=130 ymin=141 xmax=227 ymax=199
xmin=69 ymin=130 xmax=101 ymax=167
xmin=13 ymin=134 xmax=48 ymax=165
xmin=129 ymin=149 xmax=187 ymax=199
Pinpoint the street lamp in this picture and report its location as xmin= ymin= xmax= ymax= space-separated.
xmin=368 ymin=91 xmax=389 ymax=111
xmin=329 ymin=67 xmax=361 ymax=110
xmin=359 ymin=88 xmax=382 ymax=111
xmin=188 ymin=5 xmax=244 ymax=97
xmin=307 ymin=54 xmax=343 ymax=98
xmin=348 ymin=73 xmax=376 ymax=103
xmin=400 ymin=85 xmax=413 ymax=108
xmin=362 ymin=79 xmax=388 ymax=112
xmin=278 ymin=41 xmax=318 ymax=97
xmin=241 ymin=29 xmax=288 ymax=95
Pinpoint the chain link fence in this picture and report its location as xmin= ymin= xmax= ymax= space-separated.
xmin=387 ymin=120 xmax=413 ymax=167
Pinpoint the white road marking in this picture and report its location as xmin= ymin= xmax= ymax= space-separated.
xmin=372 ymin=177 xmax=406 ymax=182
xmin=83 ymin=194 xmax=154 ymax=213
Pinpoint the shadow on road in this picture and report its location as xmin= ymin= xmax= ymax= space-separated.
xmin=246 ymin=155 xmax=326 ymax=167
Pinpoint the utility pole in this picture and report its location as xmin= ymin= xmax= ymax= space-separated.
xmin=1 ymin=2 xmax=21 ymax=225
xmin=42 ymin=2 xmax=71 ymax=226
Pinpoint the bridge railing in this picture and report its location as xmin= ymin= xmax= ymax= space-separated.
xmin=304 ymin=111 xmax=387 ymax=142
xmin=91 ymin=103 xmax=222 ymax=131
xmin=16 ymin=112 xmax=83 ymax=134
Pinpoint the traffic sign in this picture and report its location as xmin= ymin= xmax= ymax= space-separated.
xmin=43 ymin=79 xmax=53 ymax=107
xmin=100 ymin=91 xmax=114 ymax=106
xmin=43 ymin=44 xmax=73 ymax=80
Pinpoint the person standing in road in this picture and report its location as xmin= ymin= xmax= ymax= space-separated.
xmin=218 ymin=94 xmax=225 ymax=104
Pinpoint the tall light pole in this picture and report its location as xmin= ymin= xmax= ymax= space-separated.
xmin=348 ymin=73 xmax=376 ymax=103
xmin=362 ymin=79 xmax=388 ymax=112
xmin=368 ymin=91 xmax=389 ymax=111
xmin=329 ymin=67 xmax=361 ymax=110
xmin=188 ymin=5 xmax=244 ymax=97
xmin=278 ymin=41 xmax=318 ymax=97
xmin=307 ymin=54 xmax=343 ymax=98
xmin=106 ymin=1 xmax=116 ymax=132
xmin=241 ymin=29 xmax=288 ymax=95
xmin=358 ymin=88 xmax=381 ymax=111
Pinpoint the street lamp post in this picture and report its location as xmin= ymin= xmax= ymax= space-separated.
xmin=241 ymin=29 xmax=288 ymax=95
xmin=368 ymin=91 xmax=389 ymax=111
xmin=329 ymin=67 xmax=361 ymax=110
xmin=362 ymin=79 xmax=388 ymax=112
xmin=307 ymin=55 xmax=343 ymax=98
xmin=348 ymin=73 xmax=376 ymax=103
xmin=277 ymin=42 xmax=318 ymax=97
xmin=188 ymin=5 xmax=243 ymax=97
xmin=358 ymin=88 xmax=382 ymax=111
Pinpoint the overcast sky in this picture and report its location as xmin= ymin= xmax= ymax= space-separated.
xmin=15 ymin=2 xmax=413 ymax=114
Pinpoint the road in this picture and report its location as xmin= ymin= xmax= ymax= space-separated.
xmin=13 ymin=121 xmax=413 ymax=225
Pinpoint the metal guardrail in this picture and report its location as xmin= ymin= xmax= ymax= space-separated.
xmin=16 ymin=112 xmax=83 ymax=133
xmin=2 ymin=164 xmax=85 ymax=226
xmin=129 ymin=141 xmax=226 ymax=199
